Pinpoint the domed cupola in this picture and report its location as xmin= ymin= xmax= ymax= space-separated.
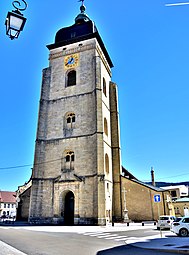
xmin=47 ymin=0 xmax=113 ymax=68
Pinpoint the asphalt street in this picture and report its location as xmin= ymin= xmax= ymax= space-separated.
xmin=0 ymin=225 xmax=181 ymax=255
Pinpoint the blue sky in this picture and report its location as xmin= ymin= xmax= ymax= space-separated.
xmin=1 ymin=0 xmax=189 ymax=191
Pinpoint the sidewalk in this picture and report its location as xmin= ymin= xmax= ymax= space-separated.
xmin=0 ymin=241 xmax=26 ymax=255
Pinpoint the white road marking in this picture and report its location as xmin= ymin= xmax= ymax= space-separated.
xmin=89 ymin=233 xmax=111 ymax=237
xmin=97 ymin=234 xmax=117 ymax=238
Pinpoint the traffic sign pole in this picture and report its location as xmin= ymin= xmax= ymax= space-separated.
xmin=154 ymin=194 xmax=163 ymax=238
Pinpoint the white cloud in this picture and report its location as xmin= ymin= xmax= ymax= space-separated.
xmin=165 ymin=2 xmax=189 ymax=6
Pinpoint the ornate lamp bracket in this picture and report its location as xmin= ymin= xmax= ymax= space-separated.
xmin=12 ymin=0 xmax=27 ymax=14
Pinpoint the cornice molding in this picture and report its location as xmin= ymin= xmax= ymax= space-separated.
xmin=49 ymin=43 xmax=95 ymax=60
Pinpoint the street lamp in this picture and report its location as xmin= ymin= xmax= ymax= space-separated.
xmin=5 ymin=0 xmax=28 ymax=40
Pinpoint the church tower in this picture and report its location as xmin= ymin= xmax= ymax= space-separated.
xmin=29 ymin=2 xmax=122 ymax=225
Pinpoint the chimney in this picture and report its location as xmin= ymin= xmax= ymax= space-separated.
xmin=151 ymin=167 xmax=155 ymax=186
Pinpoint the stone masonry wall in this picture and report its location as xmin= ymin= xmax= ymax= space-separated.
xmin=29 ymin=37 xmax=114 ymax=225
xmin=121 ymin=177 xmax=170 ymax=221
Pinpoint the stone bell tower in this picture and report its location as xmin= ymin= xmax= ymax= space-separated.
xmin=29 ymin=2 xmax=122 ymax=225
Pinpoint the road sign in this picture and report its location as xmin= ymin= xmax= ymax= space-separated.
xmin=154 ymin=194 xmax=161 ymax=203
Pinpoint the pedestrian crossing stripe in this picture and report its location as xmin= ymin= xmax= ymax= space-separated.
xmin=97 ymin=234 xmax=118 ymax=238
xmin=115 ymin=238 xmax=129 ymax=241
xmin=89 ymin=233 xmax=111 ymax=236
xmin=78 ymin=231 xmax=129 ymax=241
xmin=83 ymin=232 xmax=105 ymax=235
xmin=106 ymin=235 xmax=128 ymax=240
xmin=77 ymin=231 xmax=158 ymax=243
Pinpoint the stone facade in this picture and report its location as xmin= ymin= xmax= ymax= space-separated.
xmin=121 ymin=176 xmax=174 ymax=221
xmin=16 ymin=181 xmax=31 ymax=221
xmin=109 ymin=82 xmax=122 ymax=221
xmin=173 ymin=198 xmax=189 ymax=217
xmin=29 ymin=30 xmax=121 ymax=225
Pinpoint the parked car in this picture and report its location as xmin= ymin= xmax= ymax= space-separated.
xmin=0 ymin=216 xmax=15 ymax=223
xmin=173 ymin=217 xmax=183 ymax=222
xmin=157 ymin=215 xmax=176 ymax=230
xmin=171 ymin=216 xmax=189 ymax=237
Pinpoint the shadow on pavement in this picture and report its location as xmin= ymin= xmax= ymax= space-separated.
xmin=96 ymin=245 xmax=129 ymax=255
xmin=96 ymin=234 xmax=189 ymax=255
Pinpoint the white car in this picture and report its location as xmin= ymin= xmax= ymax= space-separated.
xmin=157 ymin=215 xmax=176 ymax=230
xmin=171 ymin=216 xmax=189 ymax=237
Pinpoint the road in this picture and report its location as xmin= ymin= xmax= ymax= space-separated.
xmin=0 ymin=224 xmax=180 ymax=255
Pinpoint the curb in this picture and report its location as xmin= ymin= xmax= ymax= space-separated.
xmin=0 ymin=241 xmax=27 ymax=255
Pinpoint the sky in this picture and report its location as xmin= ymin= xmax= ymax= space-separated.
xmin=0 ymin=0 xmax=189 ymax=191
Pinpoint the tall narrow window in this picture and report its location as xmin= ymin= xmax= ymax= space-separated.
xmin=104 ymin=118 xmax=108 ymax=136
xmin=66 ymin=113 xmax=75 ymax=129
xmin=103 ymin=77 xmax=107 ymax=96
xmin=105 ymin=153 xmax=109 ymax=174
xmin=67 ymin=70 xmax=76 ymax=86
xmin=65 ymin=151 xmax=75 ymax=170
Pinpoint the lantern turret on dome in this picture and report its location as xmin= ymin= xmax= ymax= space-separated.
xmin=75 ymin=1 xmax=90 ymax=24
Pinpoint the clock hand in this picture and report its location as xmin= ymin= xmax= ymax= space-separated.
xmin=70 ymin=57 xmax=74 ymax=64
xmin=65 ymin=57 xmax=75 ymax=66
xmin=66 ymin=57 xmax=74 ymax=65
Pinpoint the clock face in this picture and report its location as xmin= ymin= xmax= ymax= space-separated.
xmin=64 ymin=54 xmax=79 ymax=69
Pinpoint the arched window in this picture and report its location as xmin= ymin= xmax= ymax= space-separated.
xmin=67 ymin=70 xmax=76 ymax=87
xmin=64 ymin=151 xmax=75 ymax=170
xmin=105 ymin=153 xmax=109 ymax=174
xmin=104 ymin=118 xmax=108 ymax=136
xmin=175 ymin=207 xmax=180 ymax=214
xmin=66 ymin=113 xmax=75 ymax=128
xmin=103 ymin=78 xmax=107 ymax=96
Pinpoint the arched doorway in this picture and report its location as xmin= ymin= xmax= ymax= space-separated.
xmin=64 ymin=191 xmax=74 ymax=225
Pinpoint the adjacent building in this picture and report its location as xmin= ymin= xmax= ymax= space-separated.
xmin=160 ymin=185 xmax=189 ymax=217
xmin=0 ymin=191 xmax=16 ymax=218
xmin=121 ymin=168 xmax=174 ymax=221
xmin=173 ymin=198 xmax=189 ymax=217
xmin=16 ymin=181 xmax=32 ymax=221
xmin=160 ymin=185 xmax=189 ymax=201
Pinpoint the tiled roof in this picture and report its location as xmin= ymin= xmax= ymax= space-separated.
xmin=122 ymin=166 xmax=138 ymax=180
xmin=134 ymin=179 xmax=164 ymax=191
xmin=127 ymin=178 xmax=164 ymax=192
xmin=0 ymin=191 xmax=16 ymax=203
